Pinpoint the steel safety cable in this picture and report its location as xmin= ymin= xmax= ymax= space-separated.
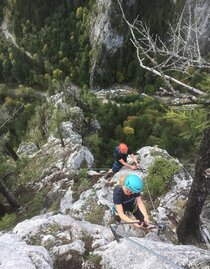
xmin=113 ymin=227 xmax=185 ymax=269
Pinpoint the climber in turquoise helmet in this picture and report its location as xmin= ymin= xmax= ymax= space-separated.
xmin=113 ymin=174 xmax=150 ymax=228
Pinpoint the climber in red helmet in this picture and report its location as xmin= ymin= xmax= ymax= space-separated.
xmin=105 ymin=143 xmax=141 ymax=179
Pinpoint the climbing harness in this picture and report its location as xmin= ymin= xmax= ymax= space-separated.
xmin=110 ymin=222 xmax=184 ymax=269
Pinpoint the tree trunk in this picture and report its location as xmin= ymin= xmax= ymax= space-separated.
xmin=0 ymin=180 xmax=21 ymax=208
xmin=0 ymin=202 xmax=7 ymax=217
xmin=177 ymin=126 xmax=210 ymax=244
xmin=58 ymin=124 xmax=65 ymax=148
xmin=2 ymin=142 xmax=19 ymax=161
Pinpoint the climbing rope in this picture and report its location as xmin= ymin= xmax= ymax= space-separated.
xmin=110 ymin=223 xmax=184 ymax=269
xmin=138 ymin=167 xmax=162 ymax=224
xmin=143 ymin=172 xmax=157 ymax=211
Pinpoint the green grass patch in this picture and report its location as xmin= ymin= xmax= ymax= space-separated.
xmin=84 ymin=197 xmax=107 ymax=225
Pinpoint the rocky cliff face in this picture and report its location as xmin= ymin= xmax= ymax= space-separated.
xmin=0 ymin=88 xmax=210 ymax=268
xmin=1 ymin=141 xmax=210 ymax=268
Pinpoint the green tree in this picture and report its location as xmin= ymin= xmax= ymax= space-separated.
xmin=2 ymin=59 xmax=11 ymax=80
xmin=52 ymin=68 xmax=63 ymax=81
xmin=84 ymin=133 xmax=102 ymax=157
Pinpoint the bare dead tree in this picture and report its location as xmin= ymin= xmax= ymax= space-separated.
xmin=117 ymin=0 xmax=210 ymax=96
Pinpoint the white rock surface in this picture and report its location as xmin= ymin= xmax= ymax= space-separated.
xmin=0 ymin=233 xmax=52 ymax=269
xmin=97 ymin=237 xmax=210 ymax=269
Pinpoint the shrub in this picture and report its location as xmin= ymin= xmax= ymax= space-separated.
xmin=123 ymin=126 xmax=135 ymax=135
xmin=72 ymin=169 xmax=90 ymax=200
xmin=144 ymin=84 xmax=156 ymax=94
xmin=25 ymin=190 xmax=48 ymax=219
xmin=0 ymin=213 xmax=17 ymax=231
xmin=144 ymin=157 xmax=179 ymax=200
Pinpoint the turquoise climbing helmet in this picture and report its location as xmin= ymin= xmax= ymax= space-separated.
xmin=124 ymin=174 xmax=143 ymax=193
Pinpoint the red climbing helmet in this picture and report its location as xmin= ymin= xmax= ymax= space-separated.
xmin=119 ymin=143 xmax=128 ymax=153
